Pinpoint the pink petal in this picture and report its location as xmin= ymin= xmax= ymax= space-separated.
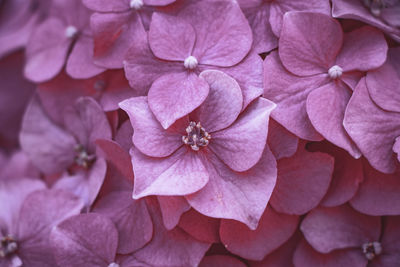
xmin=178 ymin=209 xmax=220 ymax=244
xmin=179 ymin=1 xmax=252 ymax=67
xmin=149 ymin=12 xmax=195 ymax=61
xmin=119 ymin=96 xmax=183 ymax=157
xmin=270 ymin=143 xmax=334 ymax=215
xmin=130 ymin=146 xmax=209 ymax=198
xmin=195 ymin=70 xmax=243 ymax=133
xmin=144 ymin=0 xmax=176 ymax=5
xmin=19 ymin=97 xmax=77 ymax=174
xmin=344 ymin=78 xmax=400 ymax=174
xmin=341 ymin=71 xmax=364 ymax=90
xmin=220 ymin=206 xmax=299 ymax=260
xmin=24 ymin=18 xmax=72 ymax=82
xmin=263 ymin=51 xmax=326 ymax=140
xmin=50 ymin=213 xmax=118 ymax=267
xmin=148 ymin=72 xmax=209 ymax=129
xmin=350 ymin=162 xmax=400 ymax=216
xmin=336 ymin=26 xmax=387 ymax=72
xmin=378 ymin=216 xmax=400 ymax=266
xmin=306 ymin=81 xmax=361 ymax=158
xmin=82 ymin=0 xmax=129 ymax=12
xmin=115 ymin=120 xmax=133 ymax=152
xmin=279 ymin=12 xmax=343 ymax=76
xmin=300 ymin=205 xmax=381 ymax=253
xmin=367 ymin=47 xmax=400 ymax=113
xmin=93 ymin=191 xmax=153 ymax=254
xmin=186 ymin=146 xmax=277 ymax=230
xmin=157 ymin=196 xmax=190 ymax=230
xmin=199 ymin=255 xmax=246 ymax=267
xmin=267 ymin=119 xmax=299 ymax=160
xmin=66 ymin=36 xmax=105 ymax=79
xmin=210 ymin=98 xmax=275 ymax=172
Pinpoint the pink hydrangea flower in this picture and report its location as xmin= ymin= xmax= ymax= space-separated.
xmin=264 ymin=12 xmax=388 ymax=158
xmin=120 ymin=70 xmax=277 ymax=229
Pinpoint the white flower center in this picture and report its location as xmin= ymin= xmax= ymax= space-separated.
xmin=0 ymin=236 xmax=18 ymax=258
xmin=65 ymin=25 xmax=78 ymax=38
xmin=328 ymin=65 xmax=343 ymax=79
xmin=130 ymin=0 xmax=144 ymax=10
xmin=182 ymin=121 xmax=211 ymax=151
xmin=108 ymin=263 xmax=120 ymax=267
xmin=362 ymin=241 xmax=382 ymax=261
xmin=184 ymin=56 xmax=198 ymax=70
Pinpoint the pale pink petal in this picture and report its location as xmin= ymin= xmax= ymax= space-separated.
xmin=148 ymin=72 xmax=209 ymax=129
xmin=341 ymin=71 xmax=364 ymax=90
xmin=130 ymin=146 xmax=209 ymax=198
xmin=178 ymin=209 xmax=220 ymax=244
xmin=199 ymin=255 xmax=246 ymax=267
xmin=186 ymin=146 xmax=277 ymax=230
xmin=158 ymin=196 xmax=190 ymax=230
xmin=82 ymin=0 xmax=129 ymax=12
xmin=220 ymin=206 xmax=299 ymax=261
xmin=210 ymin=98 xmax=275 ymax=172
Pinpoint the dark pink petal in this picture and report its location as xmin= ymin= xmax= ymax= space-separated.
xmin=115 ymin=120 xmax=133 ymax=152
xmin=270 ymin=144 xmax=334 ymax=215
xmin=133 ymin=198 xmax=210 ymax=267
xmin=376 ymin=216 xmax=400 ymax=267
xmin=199 ymin=255 xmax=246 ymax=267
xmin=344 ymin=78 xmax=400 ymax=174
xmin=158 ymin=196 xmax=190 ymax=230
xmin=300 ymin=205 xmax=381 ymax=253
xmin=210 ymin=98 xmax=275 ymax=172
xmin=119 ymin=96 xmax=183 ymax=157
xmin=149 ymin=13 xmax=195 ymax=61
xmin=144 ymin=0 xmax=176 ymax=5
xmin=367 ymin=47 xmax=400 ymax=113
xmin=306 ymin=82 xmax=361 ymax=158
xmin=179 ymin=1 xmax=252 ymax=67
xmin=94 ymin=191 xmax=153 ymax=254
xmin=148 ymin=72 xmax=209 ymax=129
xmin=263 ymin=51 xmax=326 ymax=140
xmin=267 ymin=119 xmax=299 ymax=160
xmin=178 ymin=209 xmax=220 ymax=244
xmin=350 ymin=162 xmax=400 ymax=216
xmin=19 ymin=97 xmax=77 ymax=174
xmin=195 ymin=70 xmax=243 ymax=133
xmin=293 ymin=239 xmax=367 ymax=267
xmin=220 ymin=206 xmax=299 ymax=260
xmin=82 ymin=0 xmax=129 ymax=12
xmin=336 ymin=26 xmax=387 ymax=72
xmin=50 ymin=213 xmax=118 ymax=267
xmin=24 ymin=18 xmax=72 ymax=82
xmin=279 ymin=12 xmax=343 ymax=76
xmin=66 ymin=36 xmax=105 ymax=79
xmin=186 ymin=146 xmax=277 ymax=230
xmin=130 ymin=146 xmax=209 ymax=198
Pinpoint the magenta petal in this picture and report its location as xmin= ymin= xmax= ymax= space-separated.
xmin=199 ymin=255 xmax=246 ymax=267
xmin=130 ymin=146 xmax=209 ymax=198
xmin=149 ymin=13 xmax=195 ymax=61
xmin=19 ymin=97 xmax=77 ymax=174
xmin=263 ymin=51 xmax=326 ymax=140
xmin=379 ymin=216 xmax=400 ymax=266
xmin=350 ymin=162 xmax=400 ymax=216
xmin=93 ymin=191 xmax=153 ymax=254
xmin=220 ymin=206 xmax=299 ymax=261
xmin=267 ymin=119 xmax=299 ymax=160
xmin=300 ymin=205 xmax=381 ymax=253
xmin=336 ymin=26 xmax=387 ymax=72
xmin=344 ymin=78 xmax=400 ymax=174
xmin=178 ymin=209 xmax=220 ymax=244
xmin=148 ymin=72 xmax=209 ymax=129
xmin=211 ymin=98 xmax=275 ymax=172
xmin=196 ymin=70 xmax=243 ymax=132
xmin=279 ymin=12 xmax=343 ymax=76
xmin=50 ymin=213 xmax=118 ymax=267
xmin=270 ymin=144 xmax=334 ymax=215
xmin=158 ymin=196 xmax=190 ymax=230
xmin=119 ymin=96 xmax=183 ymax=157
xmin=186 ymin=146 xmax=277 ymax=230
xmin=293 ymin=239 xmax=367 ymax=267
xmin=306 ymin=82 xmax=361 ymax=158
xmin=82 ymin=0 xmax=129 ymax=12
xmin=179 ymin=1 xmax=252 ymax=67
xmin=24 ymin=18 xmax=72 ymax=82
xmin=66 ymin=36 xmax=105 ymax=79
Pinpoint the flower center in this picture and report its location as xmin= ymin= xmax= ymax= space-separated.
xmin=74 ymin=144 xmax=96 ymax=169
xmin=182 ymin=121 xmax=211 ymax=151
xmin=0 ymin=236 xmax=18 ymax=258
xmin=108 ymin=263 xmax=120 ymax=267
xmin=184 ymin=56 xmax=198 ymax=70
xmin=362 ymin=241 xmax=382 ymax=260
xmin=130 ymin=0 xmax=144 ymax=10
xmin=65 ymin=25 xmax=78 ymax=38
xmin=328 ymin=65 xmax=343 ymax=79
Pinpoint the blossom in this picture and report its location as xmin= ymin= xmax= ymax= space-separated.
xmin=264 ymin=11 xmax=388 ymax=157
xmin=120 ymin=70 xmax=277 ymax=229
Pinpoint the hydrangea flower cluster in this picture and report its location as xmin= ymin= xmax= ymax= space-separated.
xmin=1 ymin=0 xmax=400 ymax=266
